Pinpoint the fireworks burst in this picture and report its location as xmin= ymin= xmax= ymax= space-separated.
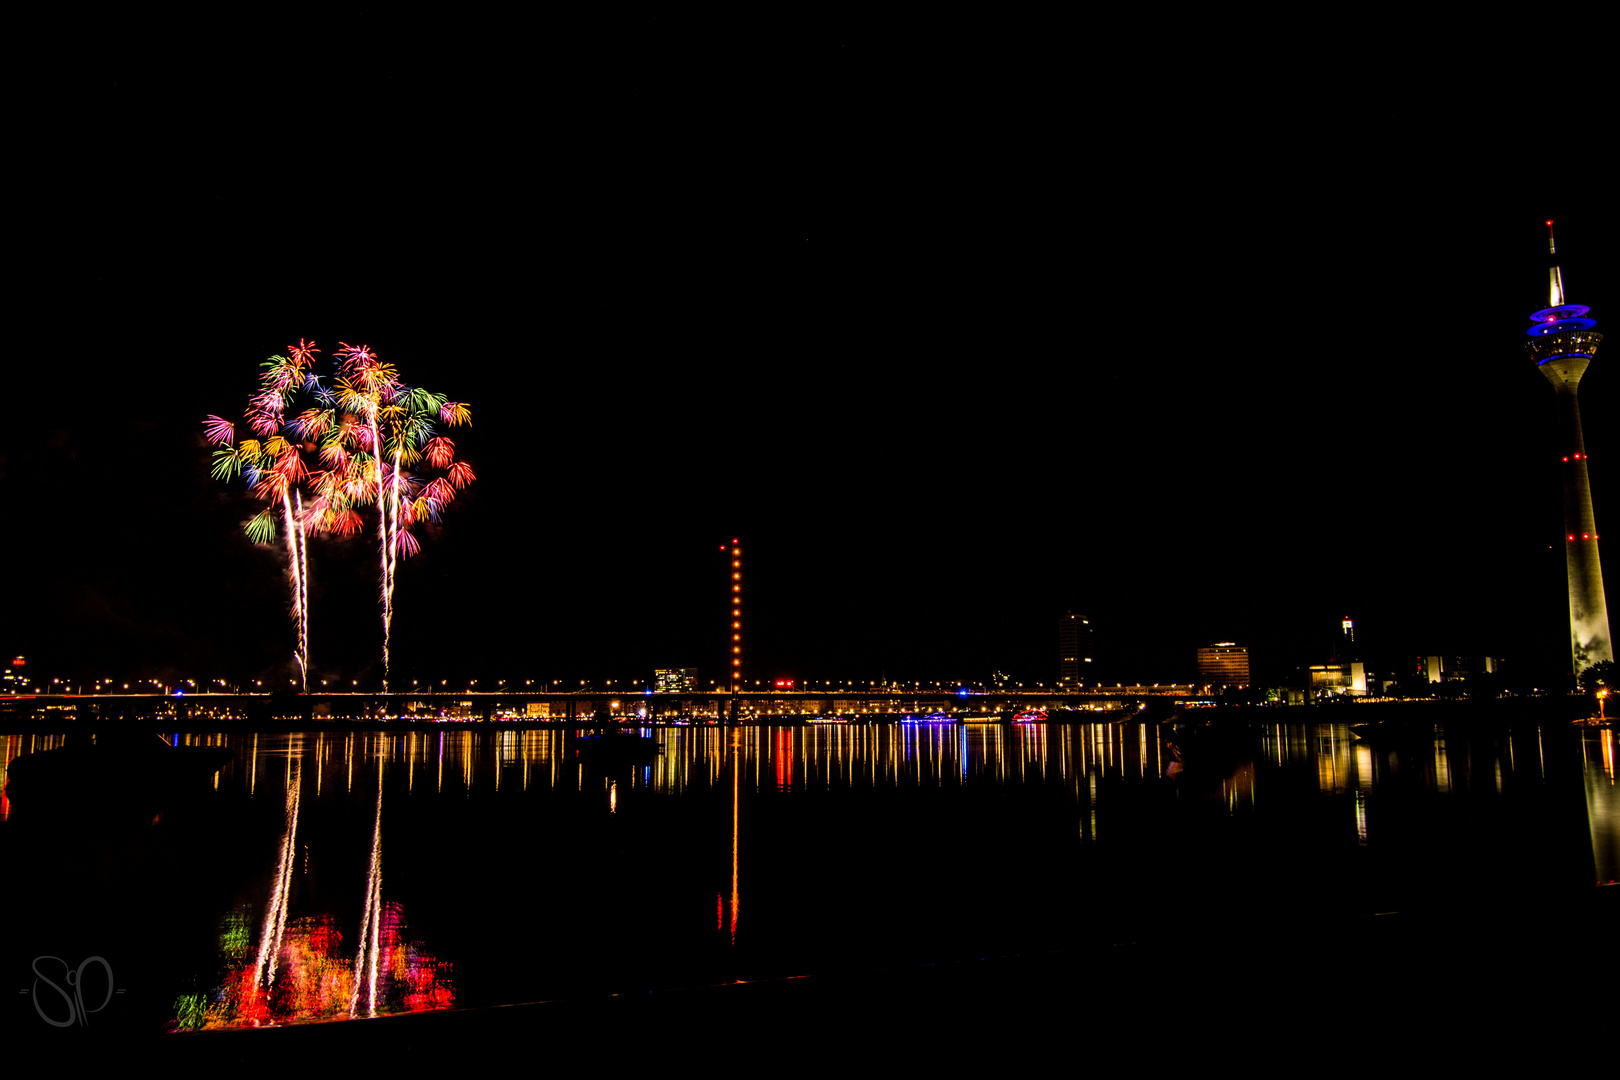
xmin=329 ymin=342 xmax=473 ymax=692
xmin=210 ymin=338 xmax=474 ymax=694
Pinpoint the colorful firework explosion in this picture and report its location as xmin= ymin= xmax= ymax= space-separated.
xmin=208 ymin=339 xmax=473 ymax=692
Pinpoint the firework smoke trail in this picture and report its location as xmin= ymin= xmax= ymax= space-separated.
xmin=326 ymin=343 xmax=474 ymax=689
xmin=280 ymin=485 xmax=309 ymax=693
xmin=384 ymin=445 xmax=404 ymax=689
xmin=208 ymin=339 xmax=322 ymax=692
xmin=373 ymin=414 xmax=392 ymax=693
xmin=252 ymin=759 xmax=301 ymax=991
xmin=335 ymin=342 xmax=399 ymax=692
xmin=206 ymin=418 xmax=310 ymax=689
xmin=349 ymin=755 xmax=384 ymax=1018
xmin=284 ymin=339 xmax=319 ymax=690
xmin=295 ymin=489 xmax=310 ymax=688
xmin=367 ymin=410 xmax=402 ymax=694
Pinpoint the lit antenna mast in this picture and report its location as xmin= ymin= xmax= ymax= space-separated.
xmin=725 ymin=538 xmax=742 ymax=693
xmin=1547 ymin=219 xmax=1566 ymax=308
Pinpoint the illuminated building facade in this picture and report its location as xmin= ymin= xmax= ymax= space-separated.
xmin=1196 ymin=643 xmax=1249 ymax=691
xmin=3 ymin=657 xmax=25 ymax=694
xmin=1416 ymin=656 xmax=1499 ymax=684
xmin=1527 ymin=222 xmax=1611 ymax=671
xmin=1309 ymin=664 xmax=1354 ymax=695
xmin=656 ymin=668 xmax=698 ymax=693
xmin=1058 ymin=612 xmax=1093 ymax=686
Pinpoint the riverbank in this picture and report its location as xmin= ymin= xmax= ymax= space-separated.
xmin=0 ymin=694 xmax=1606 ymax=735
xmin=29 ymin=881 xmax=1617 ymax=1069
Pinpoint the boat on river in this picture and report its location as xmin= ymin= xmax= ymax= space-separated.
xmin=902 ymin=711 xmax=956 ymax=724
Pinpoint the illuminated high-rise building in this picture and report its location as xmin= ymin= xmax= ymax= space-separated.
xmin=1196 ymin=643 xmax=1249 ymax=691
xmin=1337 ymin=618 xmax=1366 ymax=695
xmin=1057 ymin=612 xmax=1092 ymax=686
xmin=1527 ymin=221 xmax=1611 ymax=671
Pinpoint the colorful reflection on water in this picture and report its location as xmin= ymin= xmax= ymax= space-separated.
xmin=175 ymin=901 xmax=452 ymax=1031
xmin=2 ymin=719 xmax=1615 ymax=1037
xmin=166 ymin=745 xmax=454 ymax=1032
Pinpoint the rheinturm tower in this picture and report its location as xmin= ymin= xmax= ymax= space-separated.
xmin=1527 ymin=221 xmax=1611 ymax=671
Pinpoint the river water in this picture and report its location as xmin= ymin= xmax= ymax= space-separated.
xmin=2 ymin=717 xmax=1615 ymax=1046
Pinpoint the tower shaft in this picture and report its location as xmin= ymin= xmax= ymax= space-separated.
xmin=1540 ymin=360 xmax=1611 ymax=669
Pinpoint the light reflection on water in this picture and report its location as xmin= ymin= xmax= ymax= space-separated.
xmin=1584 ymin=727 xmax=1619 ymax=883
xmin=0 ymin=732 xmax=72 ymax=821
xmin=3 ymin=719 xmax=1616 ymax=1034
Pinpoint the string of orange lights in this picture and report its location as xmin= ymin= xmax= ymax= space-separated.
xmin=726 ymin=539 xmax=742 ymax=693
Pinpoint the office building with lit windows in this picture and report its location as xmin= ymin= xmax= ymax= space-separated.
xmin=1058 ymin=612 xmax=1093 ymax=686
xmin=656 ymin=668 xmax=698 ymax=693
xmin=1196 ymin=643 xmax=1249 ymax=691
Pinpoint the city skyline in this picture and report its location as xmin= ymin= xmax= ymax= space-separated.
xmin=7 ymin=214 xmax=1612 ymax=690
xmin=4 ymin=24 xmax=1614 ymax=694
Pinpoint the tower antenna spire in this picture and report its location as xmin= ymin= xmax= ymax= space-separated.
xmin=1547 ymin=219 xmax=1566 ymax=308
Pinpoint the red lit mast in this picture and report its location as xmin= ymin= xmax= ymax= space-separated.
xmin=727 ymin=539 xmax=742 ymax=694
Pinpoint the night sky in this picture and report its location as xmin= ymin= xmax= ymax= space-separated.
xmin=5 ymin=15 xmax=1614 ymax=692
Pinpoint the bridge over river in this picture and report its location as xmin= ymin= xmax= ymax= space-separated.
xmin=2 ymin=685 xmax=1196 ymax=725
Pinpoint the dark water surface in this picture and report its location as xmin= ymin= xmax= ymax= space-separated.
xmin=3 ymin=718 xmax=1615 ymax=1055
